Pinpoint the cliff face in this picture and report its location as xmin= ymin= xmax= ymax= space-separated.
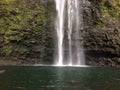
xmin=0 ymin=0 xmax=55 ymax=64
xmin=0 ymin=0 xmax=119 ymax=66
xmin=83 ymin=0 xmax=120 ymax=67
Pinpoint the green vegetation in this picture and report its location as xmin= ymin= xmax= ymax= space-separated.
xmin=0 ymin=0 xmax=55 ymax=62
xmin=96 ymin=0 xmax=120 ymax=28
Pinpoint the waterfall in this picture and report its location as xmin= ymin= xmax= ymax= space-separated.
xmin=55 ymin=0 xmax=85 ymax=66
xmin=55 ymin=0 xmax=66 ymax=65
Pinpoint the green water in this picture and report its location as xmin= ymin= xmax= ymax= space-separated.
xmin=0 ymin=66 xmax=120 ymax=90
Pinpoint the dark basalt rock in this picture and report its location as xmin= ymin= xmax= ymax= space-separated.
xmin=82 ymin=0 xmax=120 ymax=67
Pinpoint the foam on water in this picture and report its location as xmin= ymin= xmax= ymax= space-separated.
xmin=32 ymin=64 xmax=90 ymax=67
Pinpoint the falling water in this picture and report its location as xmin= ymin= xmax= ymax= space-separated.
xmin=55 ymin=0 xmax=66 ymax=65
xmin=55 ymin=0 xmax=85 ymax=66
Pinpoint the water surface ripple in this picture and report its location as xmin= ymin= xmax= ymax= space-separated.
xmin=0 ymin=66 xmax=120 ymax=90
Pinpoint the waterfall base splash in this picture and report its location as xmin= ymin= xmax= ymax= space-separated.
xmin=32 ymin=64 xmax=90 ymax=67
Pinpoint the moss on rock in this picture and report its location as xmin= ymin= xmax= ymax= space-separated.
xmin=0 ymin=0 xmax=55 ymax=63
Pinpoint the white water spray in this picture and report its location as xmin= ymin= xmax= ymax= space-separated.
xmin=55 ymin=0 xmax=85 ymax=66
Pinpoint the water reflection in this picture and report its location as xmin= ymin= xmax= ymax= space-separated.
xmin=0 ymin=66 xmax=120 ymax=90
